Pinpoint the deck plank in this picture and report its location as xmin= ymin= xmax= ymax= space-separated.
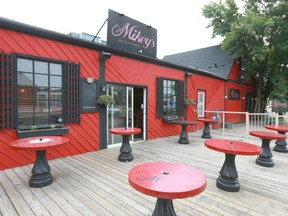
xmin=1 ymin=130 xmax=288 ymax=216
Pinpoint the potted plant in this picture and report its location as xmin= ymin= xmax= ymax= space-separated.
xmin=184 ymin=98 xmax=197 ymax=106
xmin=97 ymin=95 xmax=113 ymax=106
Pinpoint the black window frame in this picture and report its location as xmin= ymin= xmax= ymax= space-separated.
xmin=157 ymin=77 xmax=184 ymax=119
xmin=15 ymin=55 xmax=65 ymax=129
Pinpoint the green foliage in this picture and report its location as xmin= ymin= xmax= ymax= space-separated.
xmin=184 ymin=98 xmax=197 ymax=106
xmin=202 ymin=0 xmax=288 ymax=111
xmin=97 ymin=95 xmax=113 ymax=106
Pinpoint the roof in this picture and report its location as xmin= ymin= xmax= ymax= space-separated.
xmin=0 ymin=16 xmax=226 ymax=80
xmin=163 ymin=45 xmax=234 ymax=79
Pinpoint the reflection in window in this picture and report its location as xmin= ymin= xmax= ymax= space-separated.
xmin=163 ymin=79 xmax=177 ymax=116
xmin=197 ymin=91 xmax=205 ymax=117
xmin=17 ymin=58 xmax=63 ymax=127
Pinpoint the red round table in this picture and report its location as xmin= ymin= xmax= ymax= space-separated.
xmin=9 ymin=136 xmax=69 ymax=188
xmin=169 ymin=120 xmax=198 ymax=144
xmin=265 ymin=125 xmax=288 ymax=152
xmin=249 ymin=131 xmax=286 ymax=167
xmin=198 ymin=119 xmax=216 ymax=139
xmin=205 ymin=139 xmax=262 ymax=192
xmin=128 ymin=162 xmax=207 ymax=216
xmin=110 ymin=127 xmax=141 ymax=162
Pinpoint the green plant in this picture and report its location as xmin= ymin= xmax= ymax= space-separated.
xmin=97 ymin=95 xmax=113 ymax=106
xmin=184 ymin=98 xmax=197 ymax=106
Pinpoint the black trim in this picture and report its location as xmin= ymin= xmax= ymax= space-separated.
xmin=17 ymin=127 xmax=69 ymax=138
xmin=0 ymin=51 xmax=14 ymax=131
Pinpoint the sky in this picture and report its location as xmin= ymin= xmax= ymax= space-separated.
xmin=0 ymin=0 xmax=243 ymax=59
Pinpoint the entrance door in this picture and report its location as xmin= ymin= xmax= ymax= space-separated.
xmin=107 ymin=84 xmax=146 ymax=145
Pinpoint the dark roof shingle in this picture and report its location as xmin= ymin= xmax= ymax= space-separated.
xmin=163 ymin=45 xmax=234 ymax=79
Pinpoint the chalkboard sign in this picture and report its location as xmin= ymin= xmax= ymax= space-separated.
xmin=81 ymin=78 xmax=97 ymax=112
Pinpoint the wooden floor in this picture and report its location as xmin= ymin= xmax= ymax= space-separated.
xmin=1 ymin=130 xmax=288 ymax=216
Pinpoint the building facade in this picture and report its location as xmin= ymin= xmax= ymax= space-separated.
xmin=0 ymin=18 xmax=255 ymax=170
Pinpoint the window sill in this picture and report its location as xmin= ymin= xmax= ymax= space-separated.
xmin=17 ymin=127 xmax=69 ymax=139
xmin=162 ymin=116 xmax=182 ymax=123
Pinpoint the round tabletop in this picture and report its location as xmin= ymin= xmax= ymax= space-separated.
xmin=198 ymin=119 xmax=216 ymax=123
xmin=169 ymin=120 xmax=198 ymax=126
xmin=10 ymin=136 xmax=69 ymax=151
xmin=249 ymin=131 xmax=286 ymax=140
xmin=265 ymin=125 xmax=288 ymax=133
xmin=128 ymin=162 xmax=207 ymax=199
xmin=110 ymin=127 xmax=141 ymax=135
xmin=205 ymin=139 xmax=262 ymax=155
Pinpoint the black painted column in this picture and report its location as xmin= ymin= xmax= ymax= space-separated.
xmin=217 ymin=153 xmax=240 ymax=192
xmin=30 ymin=150 xmax=53 ymax=188
xmin=152 ymin=198 xmax=176 ymax=216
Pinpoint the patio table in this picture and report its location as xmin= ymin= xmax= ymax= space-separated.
xmin=168 ymin=120 xmax=198 ymax=144
xmin=265 ymin=125 xmax=288 ymax=152
xmin=9 ymin=136 xmax=69 ymax=188
xmin=249 ymin=131 xmax=286 ymax=167
xmin=128 ymin=162 xmax=206 ymax=216
xmin=198 ymin=118 xmax=216 ymax=139
xmin=205 ymin=139 xmax=262 ymax=192
xmin=110 ymin=127 xmax=141 ymax=162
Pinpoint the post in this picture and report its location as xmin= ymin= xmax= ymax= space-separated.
xmin=245 ymin=112 xmax=249 ymax=139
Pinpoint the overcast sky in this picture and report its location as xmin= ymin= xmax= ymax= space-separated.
xmin=0 ymin=0 xmax=243 ymax=59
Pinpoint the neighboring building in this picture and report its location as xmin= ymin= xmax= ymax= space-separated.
xmin=163 ymin=45 xmax=256 ymax=124
xmin=0 ymin=17 xmax=255 ymax=170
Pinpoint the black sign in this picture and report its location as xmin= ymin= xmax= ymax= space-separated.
xmin=107 ymin=9 xmax=157 ymax=58
xmin=228 ymin=89 xmax=240 ymax=100
xmin=81 ymin=79 xmax=97 ymax=112
xmin=237 ymin=72 xmax=249 ymax=83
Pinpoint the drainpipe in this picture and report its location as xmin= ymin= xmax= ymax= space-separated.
xmin=99 ymin=51 xmax=112 ymax=149
xmin=184 ymin=71 xmax=193 ymax=120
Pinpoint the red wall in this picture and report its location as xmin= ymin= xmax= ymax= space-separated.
xmin=0 ymin=28 xmax=101 ymax=170
xmin=0 ymin=27 xmax=255 ymax=170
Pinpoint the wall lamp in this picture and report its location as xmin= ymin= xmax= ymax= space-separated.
xmin=101 ymin=51 xmax=112 ymax=59
xmin=185 ymin=71 xmax=193 ymax=77
xmin=101 ymin=85 xmax=106 ymax=92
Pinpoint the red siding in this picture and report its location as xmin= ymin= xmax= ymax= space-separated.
xmin=0 ymin=27 xmax=255 ymax=171
xmin=0 ymin=29 xmax=101 ymax=170
xmin=106 ymin=55 xmax=186 ymax=139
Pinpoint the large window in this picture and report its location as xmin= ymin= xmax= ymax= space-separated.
xmin=157 ymin=77 xmax=184 ymax=118
xmin=17 ymin=58 xmax=63 ymax=127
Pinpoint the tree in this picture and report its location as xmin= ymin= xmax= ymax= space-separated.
xmin=202 ymin=0 xmax=288 ymax=112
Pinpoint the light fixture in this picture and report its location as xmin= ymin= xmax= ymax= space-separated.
xmin=101 ymin=51 xmax=112 ymax=59
xmin=101 ymin=85 xmax=106 ymax=92
xmin=185 ymin=71 xmax=193 ymax=77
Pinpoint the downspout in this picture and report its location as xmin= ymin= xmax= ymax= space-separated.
xmin=99 ymin=51 xmax=111 ymax=149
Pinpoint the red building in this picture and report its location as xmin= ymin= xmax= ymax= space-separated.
xmin=0 ymin=17 xmax=255 ymax=170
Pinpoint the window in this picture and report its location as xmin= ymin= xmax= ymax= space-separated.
xmin=1 ymin=51 xmax=80 ymax=133
xmin=17 ymin=57 xmax=63 ymax=127
xmin=197 ymin=91 xmax=205 ymax=117
xmin=157 ymin=77 xmax=184 ymax=118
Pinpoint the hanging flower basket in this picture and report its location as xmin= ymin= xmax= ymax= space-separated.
xmin=184 ymin=98 xmax=197 ymax=106
xmin=97 ymin=95 xmax=113 ymax=106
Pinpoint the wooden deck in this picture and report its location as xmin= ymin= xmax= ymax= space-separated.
xmin=1 ymin=130 xmax=288 ymax=216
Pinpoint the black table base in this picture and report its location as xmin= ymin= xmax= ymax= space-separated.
xmin=273 ymin=131 xmax=288 ymax=153
xmin=118 ymin=135 xmax=133 ymax=162
xmin=202 ymin=122 xmax=212 ymax=139
xmin=152 ymin=198 xmax=176 ymax=216
xmin=216 ymin=154 xmax=240 ymax=192
xmin=178 ymin=125 xmax=189 ymax=144
xmin=30 ymin=150 xmax=53 ymax=188
xmin=256 ymin=139 xmax=274 ymax=167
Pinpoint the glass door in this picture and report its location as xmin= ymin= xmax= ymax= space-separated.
xmin=107 ymin=84 xmax=145 ymax=145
